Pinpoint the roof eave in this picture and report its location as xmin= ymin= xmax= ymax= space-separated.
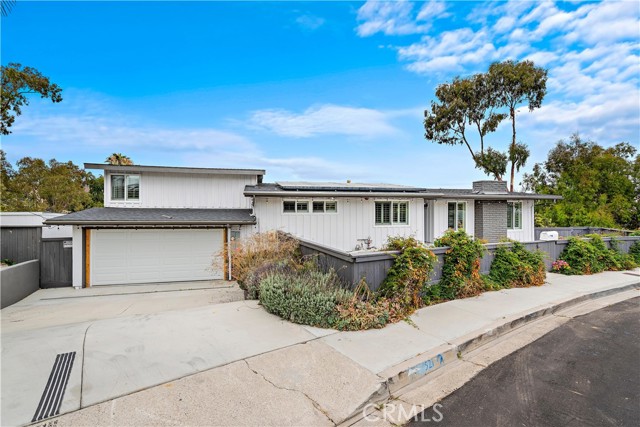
xmin=244 ymin=190 xmax=444 ymax=198
xmin=44 ymin=219 xmax=257 ymax=226
xmin=84 ymin=163 xmax=266 ymax=176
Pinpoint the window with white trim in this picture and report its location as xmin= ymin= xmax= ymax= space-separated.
xmin=375 ymin=201 xmax=408 ymax=225
xmin=447 ymin=202 xmax=466 ymax=230
xmin=111 ymin=174 xmax=140 ymax=201
xmin=507 ymin=201 xmax=522 ymax=229
xmin=311 ymin=200 xmax=338 ymax=213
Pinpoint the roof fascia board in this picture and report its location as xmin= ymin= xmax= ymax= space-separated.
xmin=84 ymin=163 xmax=265 ymax=176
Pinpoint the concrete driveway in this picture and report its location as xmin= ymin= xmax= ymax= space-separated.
xmin=1 ymin=281 xmax=334 ymax=426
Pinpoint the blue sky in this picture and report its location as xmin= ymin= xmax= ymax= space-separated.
xmin=2 ymin=0 xmax=639 ymax=188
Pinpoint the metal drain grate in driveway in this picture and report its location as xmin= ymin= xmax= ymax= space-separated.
xmin=32 ymin=352 xmax=76 ymax=422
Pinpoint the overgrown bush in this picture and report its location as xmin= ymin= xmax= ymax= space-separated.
xmin=226 ymin=231 xmax=300 ymax=294
xmin=557 ymin=235 xmax=636 ymax=275
xmin=243 ymin=262 xmax=294 ymax=299
xmin=425 ymin=230 xmax=485 ymax=304
xmin=488 ymin=242 xmax=546 ymax=288
xmin=630 ymin=240 xmax=640 ymax=264
xmin=259 ymin=268 xmax=351 ymax=328
xmin=335 ymin=280 xmax=392 ymax=331
xmin=377 ymin=236 xmax=437 ymax=317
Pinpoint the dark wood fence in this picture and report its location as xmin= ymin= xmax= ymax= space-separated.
xmin=40 ymin=238 xmax=73 ymax=288
xmin=1 ymin=226 xmax=72 ymax=288
xmin=1 ymin=227 xmax=41 ymax=263
xmin=299 ymin=236 xmax=640 ymax=292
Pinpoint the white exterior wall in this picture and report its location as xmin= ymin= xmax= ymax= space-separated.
xmin=72 ymin=226 xmax=83 ymax=288
xmin=104 ymin=171 xmax=258 ymax=209
xmin=0 ymin=212 xmax=72 ymax=238
xmin=507 ymin=199 xmax=535 ymax=242
xmin=431 ymin=199 xmax=475 ymax=241
xmin=253 ymin=197 xmax=424 ymax=252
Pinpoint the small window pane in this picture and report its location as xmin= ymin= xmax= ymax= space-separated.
xmin=514 ymin=202 xmax=522 ymax=229
xmin=392 ymin=203 xmax=399 ymax=223
xmin=296 ymin=202 xmax=309 ymax=212
xmin=447 ymin=202 xmax=455 ymax=229
xmin=127 ymin=175 xmax=140 ymax=200
xmin=325 ymin=201 xmax=337 ymax=212
xmin=313 ymin=201 xmax=324 ymax=212
xmin=375 ymin=202 xmax=391 ymax=225
xmin=457 ymin=202 xmax=465 ymax=230
xmin=398 ymin=202 xmax=408 ymax=224
xmin=507 ymin=202 xmax=514 ymax=229
xmin=283 ymin=201 xmax=296 ymax=212
xmin=111 ymin=175 xmax=125 ymax=200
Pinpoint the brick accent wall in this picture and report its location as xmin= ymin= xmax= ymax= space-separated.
xmin=475 ymin=200 xmax=507 ymax=242
xmin=472 ymin=180 xmax=508 ymax=194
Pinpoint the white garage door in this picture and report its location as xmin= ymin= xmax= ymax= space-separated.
xmin=91 ymin=229 xmax=224 ymax=286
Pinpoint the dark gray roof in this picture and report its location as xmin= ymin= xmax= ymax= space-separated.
xmin=45 ymin=208 xmax=255 ymax=226
xmin=84 ymin=163 xmax=265 ymax=176
xmin=244 ymin=183 xmax=561 ymax=200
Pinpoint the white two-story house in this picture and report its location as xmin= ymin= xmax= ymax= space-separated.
xmin=47 ymin=163 xmax=264 ymax=288
xmin=47 ymin=163 xmax=559 ymax=288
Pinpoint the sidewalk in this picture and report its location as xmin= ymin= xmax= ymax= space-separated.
xmin=5 ymin=270 xmax=639 ymax=426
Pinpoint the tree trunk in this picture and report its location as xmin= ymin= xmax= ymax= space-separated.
xmin=509 ymin=107 xmax=516 ymax=192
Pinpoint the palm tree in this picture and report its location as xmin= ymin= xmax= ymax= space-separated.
xmin=105 ymin=153 xmax=134 ymax=166
xmin=1 ymin=0 xmax=16 ymax=16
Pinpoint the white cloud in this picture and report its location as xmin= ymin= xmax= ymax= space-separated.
xmin=295 ymin=14 xmax=325 ymax=31
xmin=355 ymin=0 xmax=448 ymax=37
xmin=363 ymin=0 xmax=640 ymax=145
xmin=248 ymin=104 xmax=401 ymax=138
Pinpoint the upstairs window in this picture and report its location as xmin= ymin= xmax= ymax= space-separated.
xmin=447 ymin=202 xmax=466 ymax=231
xmin=507 ymin=201 xmax=522 ymax=229
xmin=284 ymin=200 xmax=337 ymax=213
xmin=375 ymin=201 xmax=408 ymax=225
xmin=111 ymin=174 xmax=140 ymax=201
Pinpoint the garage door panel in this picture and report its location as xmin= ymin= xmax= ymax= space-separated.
xmin=91 ymin=229 xmax=224 ymax=285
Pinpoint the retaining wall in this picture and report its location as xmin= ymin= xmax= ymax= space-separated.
xmin=1 ymin=259 xmax=40 ymax=309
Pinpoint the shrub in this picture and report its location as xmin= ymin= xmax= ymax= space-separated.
xmin=557 ymin=236 xmax=636 ymax=275
xmin=488 ymin=242 xmax=546 ymax=288
xmin=425 ymin=230 xmax=485 ymax=304
xmin=551 ymin=260 xmax=570 ymax=273
xmin=243 ymin=261 xmax=295 ymax=299
xmin=226 ymin=231 xmax=300 ymax=292
xmin=630 ymin=241 xmax=640 ymax=264
xmin=629 ymin=230 xmax=640 ymax=237
xmin=335 ymin=280 xmax=391 ymax=330
xmin=376 ymin=236 xmax=437 ymax=318
xmin=259 ymin=269 xmax=352 ymax=328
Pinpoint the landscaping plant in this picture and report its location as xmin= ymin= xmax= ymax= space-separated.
xmin=488 ymin=241 xmax=546 ymax=288
xmin=377 ymin=236 xmax=437 ymax=318
xmin=630 ymin=240 xmax=640 ymax=264
xmin=556 ymin=235 xmax=637 ymax=275
xmin=425 ymin=230 xmax=485 ymax=304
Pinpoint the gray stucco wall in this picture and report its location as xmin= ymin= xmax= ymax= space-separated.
xmin=474 ymin=200 xmax=508 ymax=242
xmin=1 ymin=260 xmax=40 ymax=309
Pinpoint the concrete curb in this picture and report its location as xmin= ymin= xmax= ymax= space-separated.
xmin=340 ymin=280 xmax=640 ymax=426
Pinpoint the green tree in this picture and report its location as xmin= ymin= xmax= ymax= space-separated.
xmin=86 ymin=173 xmax=104 ymax=206
xmin=105 ymin=153 xmax=134 ymax=165
xmin=489 ymin=60 xmax=547 ymax=191
xmin=0 ymin=149 xmax=16 ymax=210
xmin=523 ymin=134 xmax=639 ymax=229
xmin=1 ymin=63 xmax=63 ymax=135
xmin=425 ymin=60 xmax=547 ymax=189
xmin=1 ymin=154 xmax=97 ymax=212
xmin=424 ymin=74 xmax=507 ymax=180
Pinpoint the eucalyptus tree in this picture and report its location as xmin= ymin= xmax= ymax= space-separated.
xmin=424 ymin=60 xmax=548 ymax=190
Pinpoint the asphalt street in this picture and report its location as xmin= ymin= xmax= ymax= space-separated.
xmin=408 ymin=297 xmax=640 ymax=427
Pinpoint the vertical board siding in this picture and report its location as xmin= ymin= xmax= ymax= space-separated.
xmin=0 ymin=227 xmax=42 ymax=263
xmin=40 ymin=239 xmax=73 ymax=288
xmin=507 ymin=200 xmax=535 ymax=242
xmin=105 ymin=171 xmax=258 ymax=209
xmin=255 ymin=197 xmax=425 ymax=252
xmin=432 ymin=199 xmax=475 ymax=241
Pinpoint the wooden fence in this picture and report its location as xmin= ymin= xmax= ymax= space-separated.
xmin=299 ymin=236 xmax=640 ymax=292
xmin=0 ymin=226 xmax=73 ymax=288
